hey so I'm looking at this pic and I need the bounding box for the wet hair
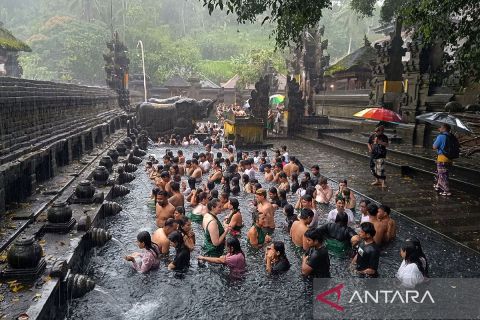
[177,150,183,156]
[272,241,287,258]
[279,172,287,179]
[291,172,299,182]
[137,231,159,257]
[290,156,296,162]
[379,205,391,215]
[311,165,319,171]
[360,222,376,237]
[336,198,345,204]
[254,183,262,190]
[339,179,348,185]
[207,181,215,191]
[229,198,240,211]
[191,159,199,165]
[226,237,244,257]
[300,179,309,189]
[264,163,272,169]
[209,189,219,199]
[304,228,324,243]
[242,174,250,184]
[220,192,229,201]
[335,212,349,226]
[207,198,220,211]
[157,190,168,198]
[300,208,314,220]
[164,218,177,228]
[284,204,294,217]
[302,194,313,202]
[360,199,371,206]
[151,187,160,197]
[198,191,209,202]
[367,203,379,216]
[269,186,278,195]
[279,189,287,200]
[305,186,316,197]
[401,240,426,276]
[168,231,184,246]
[231,176,240,186]
[175,206,185,215]
[170,181,180,192]
[405,237,429,277]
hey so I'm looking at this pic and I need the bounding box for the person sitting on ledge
[125,231,160,273]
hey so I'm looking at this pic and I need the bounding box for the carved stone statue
[287,76,305,136]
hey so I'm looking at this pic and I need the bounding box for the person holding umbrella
[367,126,389,187]
[433,123,455,196]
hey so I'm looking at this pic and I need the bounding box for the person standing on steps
[433,124,457,196]
[367,125,389,188]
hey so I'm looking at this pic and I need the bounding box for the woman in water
[124,231,160,273]
[265,241,291,274]
[278,189,288,208]
[396,240,426,288]
[247,213,272,249]
[167,231,190,271]
[189,191,209,223]
[231,177,241,195]
[223,198,243,236]
[283,204,298,232]
[177,216,196,251]
[290,173,300,194]
[174,206,186,220]
[335,179,356,213]
[405,237,429,277]
[203,199,230,257]
[198,237,246,274]
[209,163,223,184]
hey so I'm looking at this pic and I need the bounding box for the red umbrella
[354,107,403,123]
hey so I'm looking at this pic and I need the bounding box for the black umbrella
[416,112,472,133]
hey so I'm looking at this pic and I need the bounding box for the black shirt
[306,246,330,278]
[318,223,357,243]
[368,133,389,159]
[310,174,321,187]
[356,241,380,274]
[172,245,190,271]
[271,256,291,274]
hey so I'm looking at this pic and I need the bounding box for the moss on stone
[0,27,32,52]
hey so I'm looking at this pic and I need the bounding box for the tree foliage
[351,0,480,82]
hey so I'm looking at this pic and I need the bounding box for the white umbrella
[416,112,472,133]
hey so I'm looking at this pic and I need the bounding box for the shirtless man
[255,188,276,234]
[272,163,283,183]
[378,205,396,243]
[152,218,177,254]
[366,203,388,247]
[168,181,184,208]
[190,159,203,181]
[264,164,274,182]
[159,171,173,194]
[277,172,290,192]
[156,191,176,227]
[283,156,299,177]
[290,208,314,250]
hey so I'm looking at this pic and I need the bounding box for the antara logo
[316,284,435,312]
[316,283,345,312]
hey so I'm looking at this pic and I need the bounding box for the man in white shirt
[281,145,289,162]
[327,198,355,228]
[243,159,256,180]
[199,153,211,173]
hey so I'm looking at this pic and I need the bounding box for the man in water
[290,208,314,249]
[243,158,256,180]
[378,205,396,243]
[352,222,380,277]
[168,181,184,208]
[199,153,211,173]
[302,228,330,278]
[327,198,355,228]
[295,194,319,228]
[156,191,176,227]
[366,203,388,247]
[283,156,299,177]
[367,125,389,187]
[255,188,275,234]
[264,164,274,182]
[310,165,322,187]
[152,218,177,254]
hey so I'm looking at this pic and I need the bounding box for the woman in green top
[223,198,243,237]
[202,199,230,257]
[247,213,271,249]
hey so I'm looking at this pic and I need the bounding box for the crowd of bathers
[124,137,429,288]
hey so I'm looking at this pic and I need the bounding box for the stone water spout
[63,272,95,299]
[101,201,123,216]
[72,181,104,204]
[133,145,146,157]
[111,185,130,198]
[116,166,135,184]
[123,163,138,173]
[85,228,112,247]
[127,151,142,165]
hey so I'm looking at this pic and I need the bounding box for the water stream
[65,141,480,319]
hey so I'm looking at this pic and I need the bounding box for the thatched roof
[0,26,31,52]
[325,39,375,77]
